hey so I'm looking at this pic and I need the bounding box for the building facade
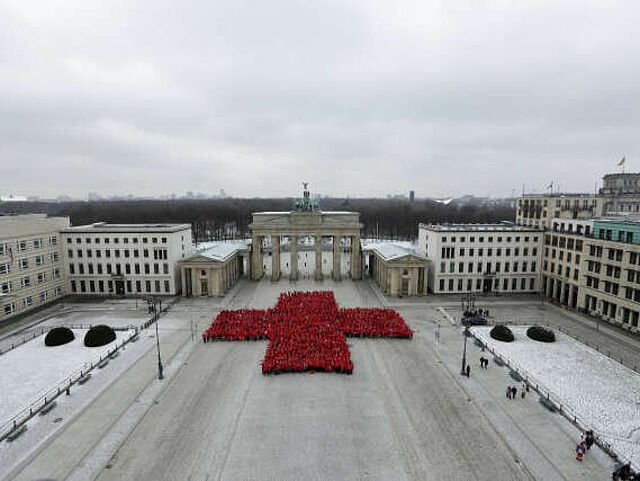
[599,173,640,214]
[516,194,602,229]
[61,223,193,297]
[362,241,428,296]
[540,219,592,309]
[180,242,249,297]
[418,223,542,295]
[1,214,70,322]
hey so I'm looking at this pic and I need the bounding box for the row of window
[543,262,580,281]
[586,261,622,279]
[2,286,64,316]
[587,244,625,261]
[66,236,168,245]
[441,235,538,244]
[440,246,538,259]
[67,248,168,260]
[545,248,581,264]
[71,279,171,294]
[1,269,61,293]
[0,252,61,275]
[544,235,585,251]
[438,277,536,292]
[68,262,170,276]
[519,198,597,208]
[439,260,537,275]
[585,294,640,327]
[0,236,58,257]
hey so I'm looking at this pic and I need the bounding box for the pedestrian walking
[511,386,517,399]
[466,364,471,377]
[521,384,526,399]
[507,386,512,399]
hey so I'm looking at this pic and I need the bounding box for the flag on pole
[547,181,553,189]
[617,155,626,167]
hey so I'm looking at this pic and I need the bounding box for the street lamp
[461,325,470,376]
[148,297,164,380]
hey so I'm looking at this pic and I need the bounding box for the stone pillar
[333,235,341,281]
[315,235,323,280]
[272,235,281,281]
[180,268,187,297]
[290,235,298,280]
[191,268,198,297]
[251,235,263,280]
[350,235,361,279]
[546,276,553,298]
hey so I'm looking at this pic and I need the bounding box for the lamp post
[150,297,164,380]
[461,325,470,376]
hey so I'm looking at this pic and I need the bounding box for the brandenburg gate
[249,185,362,281]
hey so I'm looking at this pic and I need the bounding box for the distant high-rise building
[409,190,415,202]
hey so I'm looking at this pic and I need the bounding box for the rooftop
[62,222,191,233]
[186,240,249,262]
[361,240,424,261]
[420,223,541,232]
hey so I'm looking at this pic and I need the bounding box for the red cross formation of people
[202,291,413,375]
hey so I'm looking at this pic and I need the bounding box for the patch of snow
[0,329,132,429]
[472,326,640,470]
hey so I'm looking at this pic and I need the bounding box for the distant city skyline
[1,1,638,199]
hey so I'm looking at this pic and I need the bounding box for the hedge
[44,327,75,347]
[84,325,116,347]
[527,326,556,343]
[490,325,514,342]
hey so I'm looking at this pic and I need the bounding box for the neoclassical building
[178,186,429,297]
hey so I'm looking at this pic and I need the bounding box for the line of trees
[1,198,515,242]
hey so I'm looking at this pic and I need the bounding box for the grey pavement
[411,317,615,481]
[91,279,530,481]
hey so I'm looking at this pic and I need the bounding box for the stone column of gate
[290,235,298,280]
[314,235,323,280]
[272,235,281,281]
[332,235,341,281]
[191,268,199,297]
[180,267,187,297]
[251,235,262,280]
[350,235,361,279]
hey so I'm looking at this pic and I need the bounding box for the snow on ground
[472,325,640,470]
[0,329,133,429]
[0,332,156,479]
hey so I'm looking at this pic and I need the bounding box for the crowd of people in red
[202,291,413,375]
[338,308,414,339]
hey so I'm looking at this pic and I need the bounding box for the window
[54,286,62,297]
[135,264,141,274]
[155,280,161,292]
[49,235,58,245]
[164,280,170,292]
[53,268,60,278]
[439,279,445,291]
[51,252,59,262]
[163,263,169,274]
[33,238,42,249]
[20,276,30,288]
[68,249,73,258]
[0,263,10,275]
[39,291,48,302]
[4,302,17,315]
[23,297,33,307]
[69,263,75,274]
[162,237,167,243]
[20,258,29,270]
[17,241,27,251]
[125,264,131,274]
[37,272,46,283]
[88,264,94,274]
[77,249,83,258]
[35,255,45,266]
[99,280,105,293]
[71,280,77,293]
[145,264,150,274]
[143,238,148,244]
[87,249,92,258]
[78,264,85,275]
[97,264,103,274]
[1,281,11,294]
[448,279,454,291]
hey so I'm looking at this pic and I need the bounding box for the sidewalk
[426,321,615,481]
[5,322,191,481]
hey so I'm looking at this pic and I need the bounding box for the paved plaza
[1,280,638,480]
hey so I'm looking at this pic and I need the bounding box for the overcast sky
[1,0,638,199]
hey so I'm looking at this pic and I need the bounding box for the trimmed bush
[527,326,556,343]
[84,325,116,347]
[44,327,75,347]
[490,325,514,342]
